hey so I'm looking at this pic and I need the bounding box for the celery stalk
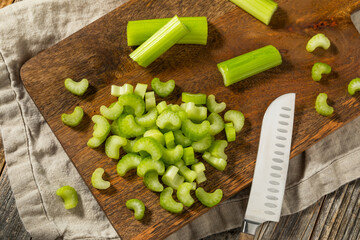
[129,15,189,67]
[229,0,278,25]
[127,17,208,46]
[217,45,282,86]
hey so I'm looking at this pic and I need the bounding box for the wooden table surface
[0,1,360,239]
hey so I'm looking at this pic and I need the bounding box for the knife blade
[351,9,360,34]
[239,93,296,239]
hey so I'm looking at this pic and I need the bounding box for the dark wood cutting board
[20,0,360,239]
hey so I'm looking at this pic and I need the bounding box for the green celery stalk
[129,15,189,67]
[229,0,278,25]
[127,17,208,46]
[217,45,282,86]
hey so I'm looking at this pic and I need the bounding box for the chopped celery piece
[225,122,236,142]
[105,135,127,159]
[118,94,145,117]
[64,78,89,96]
[195,187,223,207]
[160,187,183,213]
[202,152,227,171]
[100,102,124,120]
[177,182,195,207]
[127,17,208,46]
[207,94,226,113]
[183,146,196,165]
[183,102,207,122]
[209,140,228,160]
[111,85,122,97]
[87,115,110,148]
[118,115,146,138]
[144,170,164,192]
[126,199,145,220]
[306,33,331,52]
[137,157,165,177]
[182,119,210,141]
[120,84,134,95]
[151,78,175,97]
[224,110,245,133]
[134,83,148,99]
[312,62,331,81]
[156,109,182,131]
[56,186,78,209]
[315,93,334,116]
[174,130,192,147]
[129,15,189,67]
[117,153,142,176]
[143,129,165,146]
[161,145,184,165]
[133,137,163,161]
[191,162,206,184]
[174,160,197,183]
[161,166,184,190]
[123,138,139,153]
[156,101,168,114]
[164,131,176,149]
[192,134,214,153]
[92,115,111,138]
[348,78,360,95]
[135,108,158,128]
[123,105,135,115]
[61,106,84,127]
[229,0,278,25]
[208,112,225,135]
[182,92,207,105]
[218,45,282,86]
[145,91,156,111]
[111,114,127,137]
[91,168,110,190]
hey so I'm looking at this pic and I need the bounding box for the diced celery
[348,78,360,95]
[164,131,176,149]
[209,140,228,160]
[183,102,207,122]
[137,157,165,177]
[224,122,236,142]
[202,152,227,171]
[134,83,148,99]
[182,119,210,141]
[207,94,226,113]
[306,33,331,52]
[312,62,331,81]
[177,182,195,207]
[120,83,134,95]
[105,135,127,159]
[182,92,207,105]
[160,187,183,213]
[143,129,165,146]
[183,146,196,165]
[64,78,89,96]
[173,130,192,147]
[111,85,122,97]
[191,162,207,184]
[118,94,145,117]
[61,106,84,127]
[133,137,163,161]
[218,45,282,86]
[118,115,146,138]
[100,102,124,120]
[117,153,142,176]
[151,78,175,97]
[224,110,245,133]
[174,160,197,183]
[315,93,334,116]
[156,109,182,131]
[156,101,168,114]
[129,15,189,67]
[161,166,184,190]
[91,168,110,190]
[192,134,214,153]
[195,187,223,207]
[143,170,164,192]
[161,145,183,165]
[207,112,225,135]
[126,199,145,220]
[135,108,158,128]
[145,91,156,111]
[56,186,78,209]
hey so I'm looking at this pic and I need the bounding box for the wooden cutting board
[20,0,360,239]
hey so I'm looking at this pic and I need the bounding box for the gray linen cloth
[0,0,359,239]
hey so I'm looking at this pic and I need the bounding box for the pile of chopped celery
[81,78,245,215]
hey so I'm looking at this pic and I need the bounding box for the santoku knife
[238,93,296,240]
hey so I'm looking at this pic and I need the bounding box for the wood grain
[19,0,360,239]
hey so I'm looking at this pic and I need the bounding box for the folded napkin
[0,0,359,239]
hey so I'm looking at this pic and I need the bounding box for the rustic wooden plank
[342,180,360,240]
[0,0,14,9]
[298,198,324,240]
[0,168,31,240]
[19,0,360,238]
[0,137,5,176]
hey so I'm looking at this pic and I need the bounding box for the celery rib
[129,15,189,67]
